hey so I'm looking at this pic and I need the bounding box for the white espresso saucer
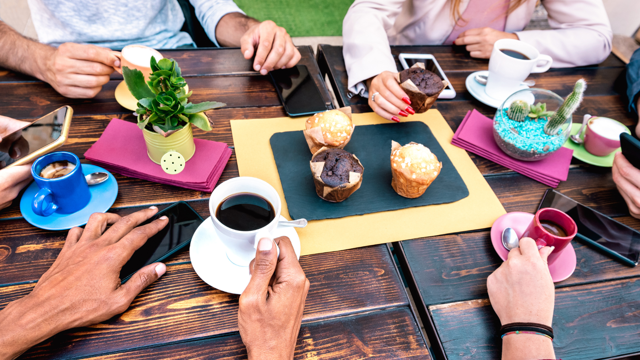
[190,216,301,295]
[465,70,530,108]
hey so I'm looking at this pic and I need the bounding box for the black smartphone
[620,133,640,169]
[120,201,204,282]
[270,64,328,117]
[538,189,640,266]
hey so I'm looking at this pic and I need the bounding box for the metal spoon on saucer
[85,172,109,186]
[502,227,519,251]
[570,114,591,145]
[475,73,535,87]
[278,219,307,228]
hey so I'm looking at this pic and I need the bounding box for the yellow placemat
[231,110,506,256]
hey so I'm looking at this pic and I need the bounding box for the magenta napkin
[452,110,573,187]
[84,119,232,192]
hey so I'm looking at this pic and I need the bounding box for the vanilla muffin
[303,108,354,153]
[390,141,442,198]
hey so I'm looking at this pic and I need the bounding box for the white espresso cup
[209,177,282,267]
[486,39,553,100]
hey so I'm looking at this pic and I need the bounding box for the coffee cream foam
[122,46,163,68]
[590,118,628,140]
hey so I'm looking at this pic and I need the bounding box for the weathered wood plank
[430,278,640,360]
[86,307,431,360]
[0,244,408,358]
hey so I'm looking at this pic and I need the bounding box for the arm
[626,49,640,136]
[0,208,168,359]
[0,21,118,98]
[189,0,300,74]
[515,0,612,67]
[487,238,556,360]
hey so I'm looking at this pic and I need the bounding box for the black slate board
[270,122,469,220]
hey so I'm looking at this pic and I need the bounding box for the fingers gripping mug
[522,208,577,265]
[112,45,164,80]
[31,152,91,217]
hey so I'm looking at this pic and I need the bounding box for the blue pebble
[494,108,564,154]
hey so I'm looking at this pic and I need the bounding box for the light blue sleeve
[188,0,245,47]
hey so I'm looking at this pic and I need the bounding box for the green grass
[235,0,355,37]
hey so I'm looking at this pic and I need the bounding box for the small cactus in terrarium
[507,100,529,122]
[528,103,555,119]
[543,79,586,135]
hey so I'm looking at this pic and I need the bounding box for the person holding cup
[0,205,309,359]
[343,0,612,122]
[0,1,300,99]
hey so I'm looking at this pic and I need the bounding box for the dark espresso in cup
[500,49,531,60]
[39,160,76,179]
[215,193,275,231]
[540,219,567,237]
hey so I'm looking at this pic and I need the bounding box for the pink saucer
[491,212,576,282]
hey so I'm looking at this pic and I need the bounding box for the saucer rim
[465,70,530,109]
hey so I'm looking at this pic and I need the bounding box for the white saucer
[189,216,301,295]
[465,70,530,108]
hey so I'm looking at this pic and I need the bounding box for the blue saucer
[20,164,118,230]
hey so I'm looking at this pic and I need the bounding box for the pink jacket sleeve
[342,0,406,97]
[516,0,612,68]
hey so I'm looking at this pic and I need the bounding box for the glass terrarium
[493,88,570,161]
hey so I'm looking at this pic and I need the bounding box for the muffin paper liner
[310,146,364,202]
[390,140,442,199]
[304,107,355,154]
[396,63,447,114]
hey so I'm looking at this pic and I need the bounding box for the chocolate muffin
[396,63,447,113]
[310,148,364,202]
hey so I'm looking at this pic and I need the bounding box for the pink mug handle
[112,52,123,74]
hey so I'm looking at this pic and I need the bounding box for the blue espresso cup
[31,152,91,217]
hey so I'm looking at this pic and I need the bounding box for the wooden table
[0,47,432,359]
[317,44,640,360]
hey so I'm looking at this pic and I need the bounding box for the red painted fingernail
[402,96,411,105]
[391,116,401,123]
[406,106,415,115]
[399,110,409,117]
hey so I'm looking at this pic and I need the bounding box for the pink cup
[521,208,577,265]
[583,117,629,157]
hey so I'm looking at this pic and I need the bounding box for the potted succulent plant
[123,58,225,164]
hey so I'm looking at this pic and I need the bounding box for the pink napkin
[84,119,232,192]
[452,110,573,187]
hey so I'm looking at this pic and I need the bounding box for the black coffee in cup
[215,193,275,231]
[39,160,76,179]
[500,49,530,60]
[540,220,567,237]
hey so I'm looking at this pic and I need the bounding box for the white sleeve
[515,0,612,68]
[342,0,405,97]
[189,0,245,47]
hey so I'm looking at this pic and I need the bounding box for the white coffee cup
[486,39,553,100]
[209,177,282,267]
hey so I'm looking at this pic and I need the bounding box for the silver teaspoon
[279,219,308,228]
[570,114,591,145]
[502,227,519,251]
[85,172,109,186]
[475,73,535,87]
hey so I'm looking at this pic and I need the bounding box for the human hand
[42,42,119,98]
[0,207,168,359]
[487,238,555,327]
[239,236,309,359]
[613,152,640,218]
[0,115,30,161]
[0,165,32,210]
[366,71,415,123]
[454,27,518,59]
[241,20,301,75]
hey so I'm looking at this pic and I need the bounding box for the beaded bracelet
[501,330,553,340]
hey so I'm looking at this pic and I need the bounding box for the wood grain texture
[430,278,640,360]
[86,307,431,360]
[0,245,408,358]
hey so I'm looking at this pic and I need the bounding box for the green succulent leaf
[122,66,156,100]
[183,101,226,114]
[189,112,212,131]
